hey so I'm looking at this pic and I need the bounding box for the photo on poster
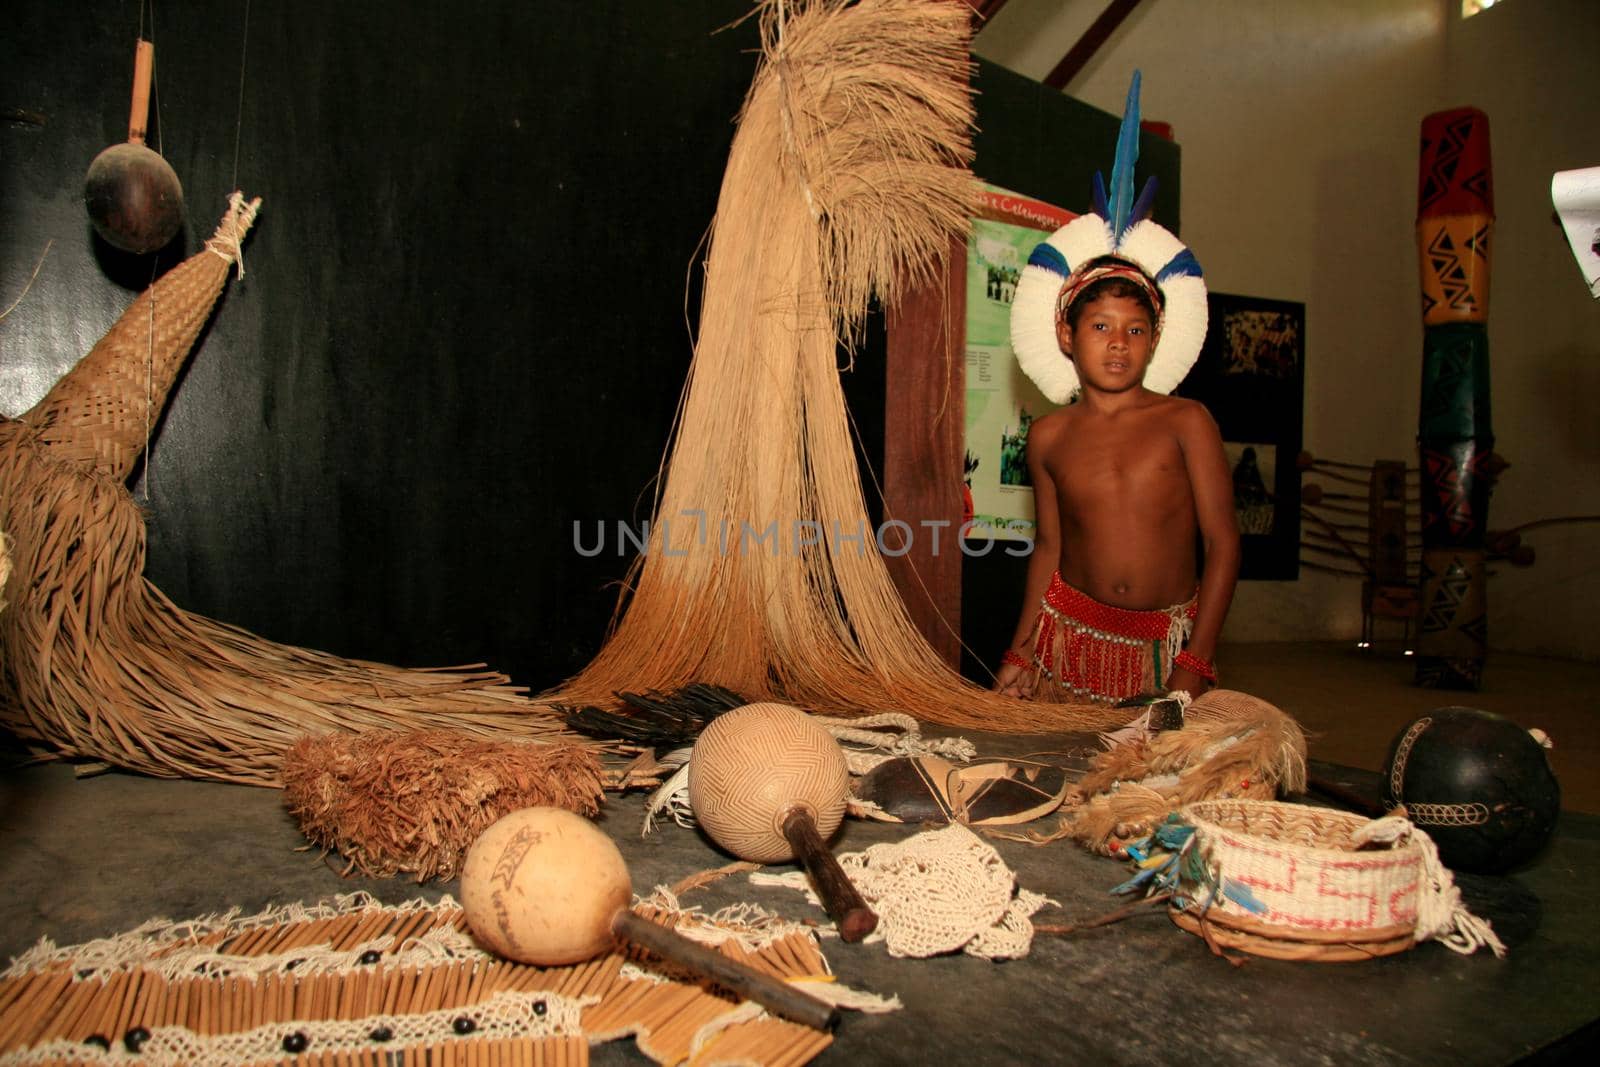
[1225,440,1277,536]
[1219,305,1302,379]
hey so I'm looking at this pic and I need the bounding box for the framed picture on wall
[1176,292,1306,580]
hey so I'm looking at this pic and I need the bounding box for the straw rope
[0,195,587,786]
[539,0,1128,735]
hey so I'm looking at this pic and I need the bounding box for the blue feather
[1156,248,1204,282]
[1222,878,1269,915]
[1129,176,1159,227]
[1027,242,1071,276]
[1091,172,1110,221]
[1110,864,1163,895]
[1107,70,1143,244]
[1153,818,1194,851]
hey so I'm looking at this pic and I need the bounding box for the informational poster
[963,186,1076,543]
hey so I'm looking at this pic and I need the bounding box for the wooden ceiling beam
[1044,0,1144,90]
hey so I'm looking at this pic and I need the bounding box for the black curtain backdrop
[1,1,1178,695]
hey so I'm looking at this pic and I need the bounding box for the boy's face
[1055,293,1156,394]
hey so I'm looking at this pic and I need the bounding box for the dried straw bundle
[548,0,1120,734]
[0,195,585,786]
[283,731,605,881]
[0,526,10,617]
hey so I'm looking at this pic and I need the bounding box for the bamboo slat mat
[0,894,839,1066]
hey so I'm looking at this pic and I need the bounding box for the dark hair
[1063,257,1162,330]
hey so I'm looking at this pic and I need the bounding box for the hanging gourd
[84,38,185,253]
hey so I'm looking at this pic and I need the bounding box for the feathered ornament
[1010,70,1209,403]
[559,683,749,749]
[1091,70,1151,242]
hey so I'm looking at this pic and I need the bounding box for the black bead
[123,1026,151,1053]
[282,1031,309,1053]
[285,958,304,971]
[369,1025,395,1042]
[83,1034,110,1050]
[532,999,548,1017]
[452,1016,477,1035]
[358,948,383,964]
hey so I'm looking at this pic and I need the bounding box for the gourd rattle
[688,702,878,942]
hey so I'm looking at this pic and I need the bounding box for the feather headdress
[1010,72,1208,403]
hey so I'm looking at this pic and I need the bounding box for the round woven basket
[1168,799,1426,962]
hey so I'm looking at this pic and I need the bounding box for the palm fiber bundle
[0,891,871,1065]
[545,0,1124,735]
[283,731,606,881]
[0,526,10,617]
[0,194,585,786]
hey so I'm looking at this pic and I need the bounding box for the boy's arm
[995,418,1062,696]
[1168,402,1240,695]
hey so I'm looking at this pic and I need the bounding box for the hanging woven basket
[1168,798,1505,962]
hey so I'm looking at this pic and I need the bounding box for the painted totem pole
[1414,108,1498,688]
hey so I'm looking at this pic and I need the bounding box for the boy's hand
[994,660,1035,698]
[1165,665,1212,698]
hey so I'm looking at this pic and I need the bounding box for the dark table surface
[1,744,1594,1066]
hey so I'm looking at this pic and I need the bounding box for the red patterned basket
[1169,799,1504,962]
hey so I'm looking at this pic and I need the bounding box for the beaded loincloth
[1024,573,1195,703]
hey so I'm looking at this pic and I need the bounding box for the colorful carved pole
[1414,108,1497,688]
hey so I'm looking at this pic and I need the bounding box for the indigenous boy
[995,256,1239,703]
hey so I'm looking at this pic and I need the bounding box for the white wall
[975,0,1600,660]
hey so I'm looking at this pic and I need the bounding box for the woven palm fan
[0,194,587,787]
[542,0,1132,737]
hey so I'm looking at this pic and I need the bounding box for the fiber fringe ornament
[999,690,1308,854]
[282,731,607,881]
[0,194,585,786]
[543,0,1123,734]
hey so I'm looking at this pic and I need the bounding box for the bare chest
[1047,416,1188,510]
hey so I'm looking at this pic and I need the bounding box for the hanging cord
[231,0,252,193]
[139,0,160,504]
[142,0,164,157]
[0,240,52,323]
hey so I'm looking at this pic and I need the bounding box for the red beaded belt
[1028,573,1197,703]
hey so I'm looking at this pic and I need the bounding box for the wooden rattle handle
[128,39,154,145]
[781,808,878,943]
[610,911,838,1031]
